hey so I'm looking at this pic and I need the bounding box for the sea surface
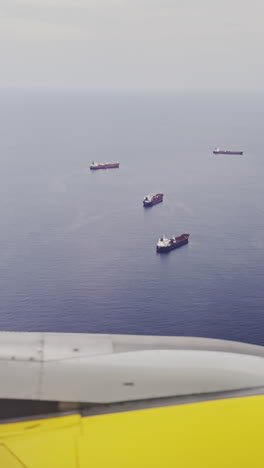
[0,91,264,345]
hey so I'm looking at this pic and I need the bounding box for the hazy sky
[1,0,263,93]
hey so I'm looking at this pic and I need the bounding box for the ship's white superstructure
[157,236,171,248]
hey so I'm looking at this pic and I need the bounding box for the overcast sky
[1,0,263,93]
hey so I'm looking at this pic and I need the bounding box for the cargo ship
[213,148,243,155]
[143,193,163,207]
[90,162,120,170]
[156,233,190,253]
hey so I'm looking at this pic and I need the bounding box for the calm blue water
[0,91,264,344]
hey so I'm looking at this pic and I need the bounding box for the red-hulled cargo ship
[143,193,163,207]
[90,162,120,170]
[156,233,190,252]
[213,148,243,155]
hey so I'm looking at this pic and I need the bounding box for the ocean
[0,90,264,345]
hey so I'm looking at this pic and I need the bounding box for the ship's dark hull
[90,164,119,170]
[213,151,243,155]
[157,238,189,253]
[143,198,163,207]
